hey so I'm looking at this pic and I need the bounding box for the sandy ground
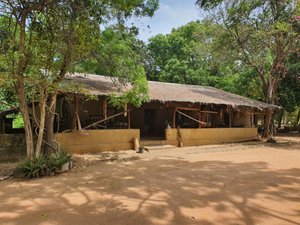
[0,135,300,225]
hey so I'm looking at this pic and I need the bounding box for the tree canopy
[0,0,159,158]
[195,0,300,136]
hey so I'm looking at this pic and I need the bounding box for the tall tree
[197,0,300,137]
[0,0,158,158]
[75,25,149,107]
[147,21,234,84]
[146,20,260,99]
[277,52,300,127]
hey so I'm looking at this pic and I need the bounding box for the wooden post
[72,95,79,131]
[220,109,223,126]
[133,137,140,151]
[102,99,107,119]
[0,117,4,134]
[198,106,201,128]
[173,108,176,128]
[128,105,131,129]
[177,126,183,147]
[229,106,232,128]
[124,103,128,117]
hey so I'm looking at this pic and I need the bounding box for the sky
[128,0,204,42]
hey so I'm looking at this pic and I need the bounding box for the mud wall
[55,129,140,154]
[165,128,258,146]
[0,134,26,162]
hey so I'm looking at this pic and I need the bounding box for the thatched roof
[65,73,278,110]
[0,108,19,117]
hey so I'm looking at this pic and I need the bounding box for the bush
[48,151,72,173]
[18,151,72,179]
[18,155,48,178]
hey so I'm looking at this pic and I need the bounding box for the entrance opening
[144,109,156,136]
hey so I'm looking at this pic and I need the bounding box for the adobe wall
[55,129,140,154]
[165,128,258,146]
[0,134,26,162]
[0,129,140,160]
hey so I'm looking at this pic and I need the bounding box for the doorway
[144,109,157,136]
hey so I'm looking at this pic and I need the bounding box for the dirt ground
[0,134,300,225]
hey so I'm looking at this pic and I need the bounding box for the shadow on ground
[0,155,300,225]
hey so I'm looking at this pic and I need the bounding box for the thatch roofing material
[66,73,277,110]
[0,108,19,117]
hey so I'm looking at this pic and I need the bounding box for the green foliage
[6,113,24,128]
[147,20,225,84]
[0,1,158,105]
[200,0,299,105]
[278,53,300,112]
[290,107,300,126]
[145,20,265,99]
[0,0,158,158]
[196,0,222,10]
[109,69,149,108]
[18,155,48,179]
[47,151,72,172]
[146,3,299,106]
[12,116,24,128]
[76,26,150,108]
[18,151,72,179]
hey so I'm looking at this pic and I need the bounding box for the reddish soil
[0,135,300,225]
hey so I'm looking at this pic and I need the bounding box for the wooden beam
[246,112,262,115]
[83,109,132,130]
[201,111,218,114]
[176,107,201,111]
[176,110,206,125]
[173,108,176,128]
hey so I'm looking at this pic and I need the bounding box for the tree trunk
[294,108,300,133]
[17,79,34,159]
[45,93,58,155]
[35,87,47,157]
[43,20,75,152]
[277,109,284,129]
[262,109,272,138]
[16,14,35,159]
[262,83,276,138]
[297,109,300,126]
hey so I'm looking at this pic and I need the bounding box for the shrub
[48,151,72,172]
[18,151,72,179]
[18,155,48,178]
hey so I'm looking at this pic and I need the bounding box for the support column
[173,107,176,128]
[72,95,79,131]
[102,99,107,119]
[228,106,232,128]
[198,106,201,128]
[128,104,131,129]
[0,117,4,134]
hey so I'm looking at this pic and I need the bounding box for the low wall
[0,134,26,162]
[55,129,140,154]
[165,128,258,146]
